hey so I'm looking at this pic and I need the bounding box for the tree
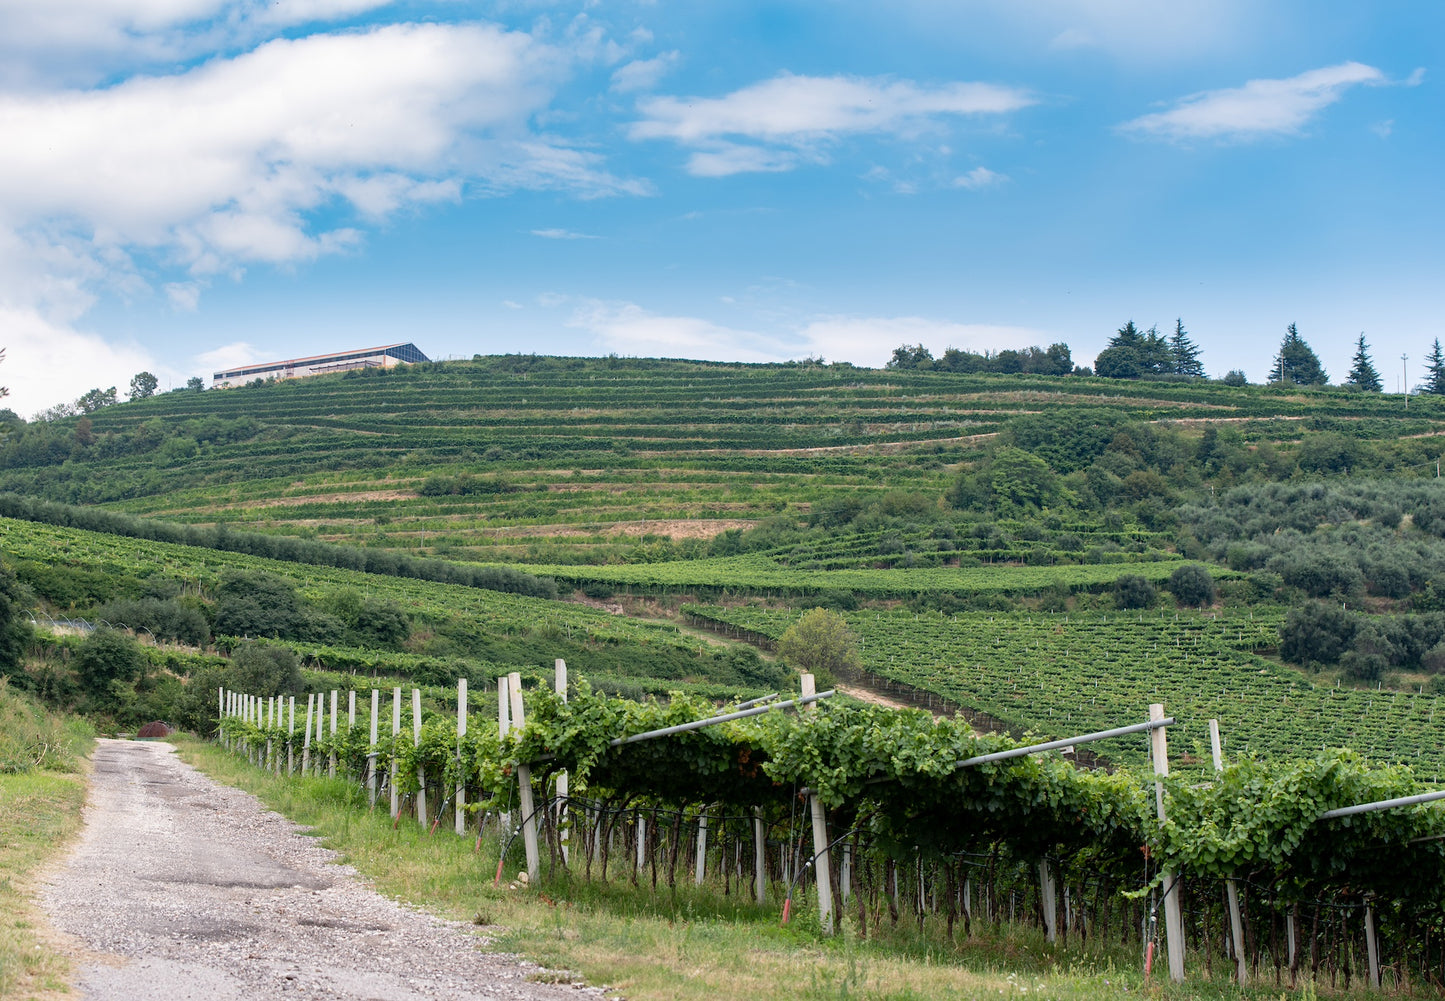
[1270,323,1327,385]
[1344,333,1383,392]
[227,642,303,696]
[185,376,205,392]
[886,344,934,370]
[72,628,145,701]
[128,371,159,400]
[1422,339,1445,396]
[1112,574,1156,609]
[1167,564,1216,607]
[776,608,862,686]
[0,558,29,675]
[1094,321,1172,379]
[1279,601,1354,665]
[1168,319,1204,377]
[75,387,118,413]
[1222,370,1248,386]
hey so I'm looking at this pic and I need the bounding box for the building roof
[213,343,429,380]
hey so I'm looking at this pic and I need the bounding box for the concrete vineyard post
[413,688,426,827]
[694,811,708,885]
[752,807,767,902]
[801,673,834,935]
[554,659,569,864]
[217,687,224,746]
[1365,902,1381,989]
[509,671,540,882]
[1150,703,1185,984]
[301,694,314,773]
[390,687,401,820]
[367,689,379,807]
[840,844,851,904]
[313,694,324,775]
[1210,719,1247,985]
[637,815,647,872]
[328,690,338,779]
[455,678,467,837]
[347,690,356,780]
[265,696,275,773]
[497,676,512,838]
[1039,860,1057,944]
[287,696,295,775]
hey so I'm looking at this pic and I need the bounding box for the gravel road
[40,739,605,1000]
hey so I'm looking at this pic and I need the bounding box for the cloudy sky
[1,0,1439,415]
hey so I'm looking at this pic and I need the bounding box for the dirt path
[39,739,602,1000]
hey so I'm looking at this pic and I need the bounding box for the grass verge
[0,770,87,1001]
[174,735,1374,1000]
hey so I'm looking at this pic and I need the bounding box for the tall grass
[0,679,93,775]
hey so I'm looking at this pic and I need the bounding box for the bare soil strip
[39,740,601,1001]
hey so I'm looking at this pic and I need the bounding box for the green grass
[0,684,91,1001]
[176,735,1386,1000]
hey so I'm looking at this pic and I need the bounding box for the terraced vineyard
[5,356,1442,568]
[684,603,1445,774]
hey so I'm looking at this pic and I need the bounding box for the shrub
[1112,574,1156,609]
[1167,564,1216,608]
[1279,601,1355,666]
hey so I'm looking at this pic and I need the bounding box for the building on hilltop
[211,343,430,388]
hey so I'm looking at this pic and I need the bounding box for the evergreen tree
[1271,323,1328,386]
[1168,318,1204,377]
[1095,321,1172,379]
[1344,333,1383,392]
[1424,339,1445,396]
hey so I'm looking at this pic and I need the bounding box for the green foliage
[0,679,92,773]
[1166,563,1215,608]
[90,596,209,646]
[229,642,304,696]
[128,371,159,401]
[1345,333,1383,392]
[1424,339,1445,396]
[1111,574,1155,609]
[776,608,860,686]
[1279,601,1355,666]
[1093,321,1173,379]
[0,557,29,673]
[72,627,145,712]
[1270,322,1327,385]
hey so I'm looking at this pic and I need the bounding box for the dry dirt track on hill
[40,739,602,1001]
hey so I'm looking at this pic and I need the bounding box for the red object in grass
[136,721,171,738]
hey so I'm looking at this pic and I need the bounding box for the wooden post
[301,694,314,773]
[287,696,295,774]
[801,673,834,935]
[1039,860,1058,943]
[1365,902,1381,989]
[1150,703,1185,983]
[753,807,767,902]
[390,687,401,819]
[367,689,379,806]
[554,659,569,864]
[413,688,426,827]
[455,678,468,836]
[328,690,338,779]
[509,671,540,881]
[695,811,708,885]
[1211,719,1247,985]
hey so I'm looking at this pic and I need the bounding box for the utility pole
[1403,354,1409,410]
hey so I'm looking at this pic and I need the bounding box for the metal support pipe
[718,693,779,713]
[955,717,1175,768]
[609,691,835,747]
[1319,788,1445,819]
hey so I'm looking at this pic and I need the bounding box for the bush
[777,608,862,688]
[1112,574,1156,609]
[1279,601,1355,666]
[1167,564,1216,608]
[227,642,303,696]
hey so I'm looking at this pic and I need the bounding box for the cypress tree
[1344,333,1383,392]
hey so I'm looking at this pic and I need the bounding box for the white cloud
[632,72,1034,176]
[165,281,205,311]
[1119,62,1385,141]
[194,340,264,374]
[502,300,523,309]
[954,166,1006,189]
[796,317,1049,367]
[531,228,600,239]
[0,307,163,418]
[564,298,1055,368]
[610,51,680,93]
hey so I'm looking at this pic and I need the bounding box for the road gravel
[40,739,604,1000]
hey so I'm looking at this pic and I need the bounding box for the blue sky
[1,1,1440,415]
